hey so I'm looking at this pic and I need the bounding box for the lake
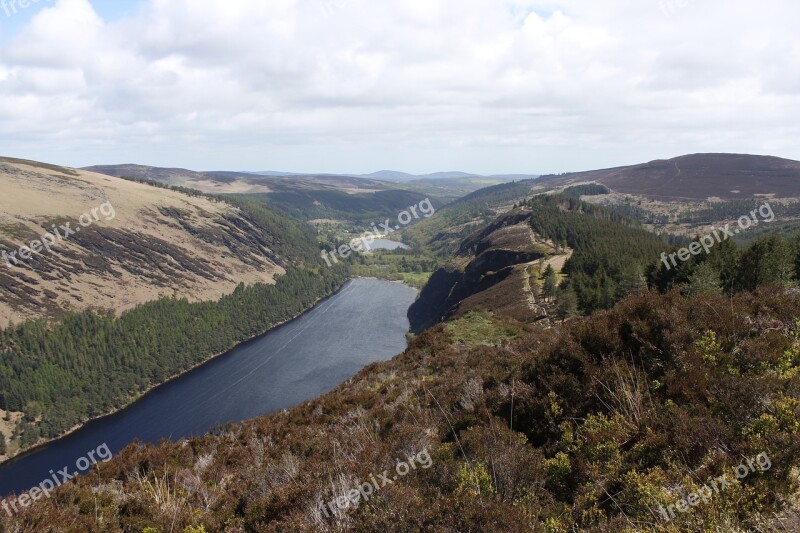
[0,279,417,496]
[369,239,409,250]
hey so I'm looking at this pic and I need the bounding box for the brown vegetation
[0,161,283,326]
[541,153,800,201]
[4,288,799,532]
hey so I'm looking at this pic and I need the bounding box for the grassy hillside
[409,195,667,332]
[0,160,295,326]
[246,189,441,224]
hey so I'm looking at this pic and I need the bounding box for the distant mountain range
[86,153,800,204]
[83,165,536,205]
[213,170,537,183]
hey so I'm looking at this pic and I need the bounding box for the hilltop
[540,153,800,201]
[0,158,297,326]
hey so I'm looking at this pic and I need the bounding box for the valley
[2,3,798,530]
[2,152,800,532]
[0,278,416,496]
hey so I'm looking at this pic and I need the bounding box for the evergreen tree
[598,274,617,309]
[556,287,579,321]
[616,266,648,299]
[687,261,723,296]
[738,235,797,290]
[542,266,558,301]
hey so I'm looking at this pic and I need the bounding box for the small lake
[0,279,417,496]
[369,239,409,250]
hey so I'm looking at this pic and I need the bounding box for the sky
[0,0,798,175]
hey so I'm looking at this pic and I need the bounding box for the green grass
[350,249,438,289]
[443,311,520,348]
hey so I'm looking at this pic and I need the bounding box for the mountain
[361,170,538,183]
[3,167,800,530]
[84,165,538,215]
[361,170,420,181]
[0,157,299,326]
[83,164,392,195]
[540,153,800,200]
[84,164,440,224]
[0,156,350,462]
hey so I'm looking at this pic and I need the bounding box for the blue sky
[0,0,798,174]
[0,0,137,41]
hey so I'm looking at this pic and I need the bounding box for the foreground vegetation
[4,289,798,532]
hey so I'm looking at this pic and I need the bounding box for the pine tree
[616,266,648,299]
[738,236,797,290]
[556,287,579,321]
[542,265,558,301]
[687,261,723,296]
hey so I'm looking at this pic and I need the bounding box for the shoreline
[0,279,353,469]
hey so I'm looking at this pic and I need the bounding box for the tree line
[0,265,348,448]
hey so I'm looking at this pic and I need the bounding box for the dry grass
[0,160,284,326]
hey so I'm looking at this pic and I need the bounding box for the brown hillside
[542,153,800,200]
[0,159,284,326]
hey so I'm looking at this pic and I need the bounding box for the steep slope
[408,208,556,331]
[409,196,666,332]
[403,179,544,254]
[540,153,800,200]
[0,158,292,326]
[0,156,351,461]
[3,289,798,532]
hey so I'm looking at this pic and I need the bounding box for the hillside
[86,164,441,225]
[408,196,666,332]
[402,179,544,254]
[540,153,800,201]
[0,156,352,463]
[84,164,401,195]
[2,178,800,531]
[0,158,293,327]
[3,287,798,532]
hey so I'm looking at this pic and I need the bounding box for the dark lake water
[0,279,417,496]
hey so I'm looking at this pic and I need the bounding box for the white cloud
[0,0,798,173]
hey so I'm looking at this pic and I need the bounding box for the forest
[0,186,350,453]
[519,195,667,314]
[0,265,348,448]
[518,196,800,315]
